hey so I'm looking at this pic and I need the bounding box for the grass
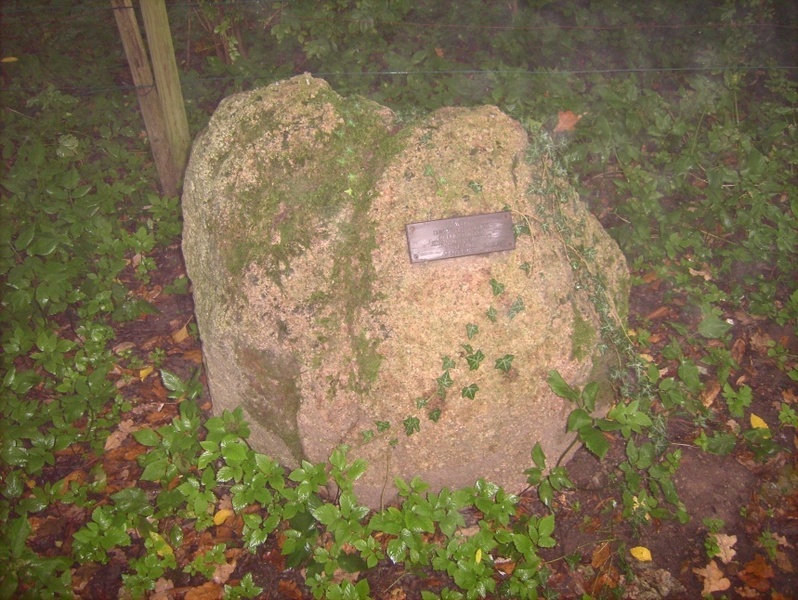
[1,0,797,598]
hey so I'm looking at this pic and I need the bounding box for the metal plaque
[406,212,515,263]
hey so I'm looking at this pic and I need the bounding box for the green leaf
[530,442,547,469]
[489,278,505,296]
[697,314,732,339]
[403,416,420,436]
[486,307,498,322]
[441,356,456,370]
[466,323,479,339]
[159,369,184,392]
[547,370,579,402]
[436,371,454,390]
[567,408,592,433]
[508,297,525,319]
[310,503,340,526]
[494,354,515,373]
[578,427,610,460]
[461,384,479,399]
[132,428,161,447]
[538,514,555,538]
[466,349,485,370]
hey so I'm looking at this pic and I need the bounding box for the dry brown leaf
[644,305,670,320]
[185,582,223,600]
[278,579,304,600]
[104,419,136,451]
[212,561,236,584]
[774,550,794,573]
[702,380,722,408]
[183,348,204,364]
[172,324,190,343]
[739,555,774,592]
[553,110,583,132]
[592,542,611,568]
[731,337,747,364]
[749,330,774,354]
[434,47,445,58]
[693,560,730,595]
[688,266,713,281]
[734,586,761,598]
[782,388,798,404]
[712,533,737,564]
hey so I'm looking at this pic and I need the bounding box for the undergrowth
[1,0,796,598]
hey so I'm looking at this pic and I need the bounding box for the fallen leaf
[183,348,204,363]
[739,555,774,591]
[553,110,583,132]
[104,419,136,451]
[592,542,611,568]
[689,266,713,281]
[712,533,737,564]
[773,550,793,573]
[750,413,769,430]
[172,324,190,343]
[213,509,234,526]
[278,579,303,600]
[212,561,236,584]
[139,365,154,381]
[630,546,652,562]
[783,388,797,404]
[731,337,747,364]
[693,560,730,595]
[185,582,223,600]
[1,56,18,62]
[702,380,722,408]
[434,47,445,58]
[644,305,670,320]
[749,330,774,354]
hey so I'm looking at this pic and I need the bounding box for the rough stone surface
[182,75,629,507]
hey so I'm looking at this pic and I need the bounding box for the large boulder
[182,75,629,507]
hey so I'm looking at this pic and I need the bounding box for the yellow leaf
[475,549,482,564]
[213,509,234,526]
[750,414,769,430]
[139,366,154,381]
[149,531,174,557]
[172,324,189,343]
[1,56,18,63]
[630,546,652,562]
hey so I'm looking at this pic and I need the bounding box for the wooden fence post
[139,0,191,178]
[111,0,189,197]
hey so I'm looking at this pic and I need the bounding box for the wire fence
[1,0,796,99]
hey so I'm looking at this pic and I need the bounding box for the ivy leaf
[466,349,485,370]
[466,323,479,340]
[461,384,479,399]
[428,409,441,422]
[436,371,454,390]
[375,421,390,433]
[489,279,505,296]
[442,355,456,370]
[486,307,498,322]
[403,416,420,436]
[508,297,525,319]
[494,354,515,373]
